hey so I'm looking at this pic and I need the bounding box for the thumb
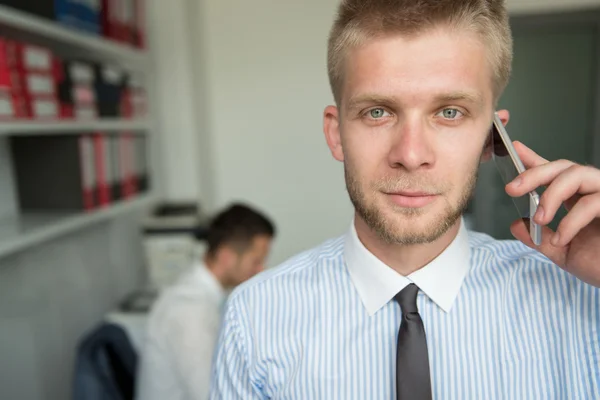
[510,218,568,267]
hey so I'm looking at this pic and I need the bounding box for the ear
[496,109,510,126]
[481,109,511,164]
[323,105,344,162]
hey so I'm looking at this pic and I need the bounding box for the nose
[388,116,435,171]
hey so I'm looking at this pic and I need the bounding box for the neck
[354,213,462,276]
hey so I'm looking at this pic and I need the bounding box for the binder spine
[93,133,111,207]
[79,135,95,211]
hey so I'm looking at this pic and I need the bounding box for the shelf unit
[0,6,157,258]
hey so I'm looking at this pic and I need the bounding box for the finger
[532,165,598,225]
[552,193,600,247]
[505,158,574,198]
[513,141,548,169]
[510,219,567,267]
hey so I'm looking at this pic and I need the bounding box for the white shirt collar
[344,218,471,315]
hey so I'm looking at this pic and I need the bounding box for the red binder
[64,61,98,120]
[123,72,146,117]
[121,0,134,44]
[79,135,96,211]
[25,96,61,119]
[0,91,27,120]
[118,133,137,198]
[0,39,53,73]
[0,38,63,120]
[93,133,112,207]
[133,0,146,48]
[101,0,120,41]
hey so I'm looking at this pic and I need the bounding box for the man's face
[324,27,498,244]
[228,235,272,286]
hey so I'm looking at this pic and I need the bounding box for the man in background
[136,203,275,400]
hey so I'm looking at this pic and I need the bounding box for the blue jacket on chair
[72,322,138,400]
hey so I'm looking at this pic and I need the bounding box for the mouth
[383,191,439,208]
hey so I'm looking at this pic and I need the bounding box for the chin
[364,200,461,245]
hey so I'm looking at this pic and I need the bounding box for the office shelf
[0,119,151,137]
[0,5,147,68]
[0,5,159,261]
[0,194,156,259]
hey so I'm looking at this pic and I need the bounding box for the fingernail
[512,177,522,187]
[551,232,560,246]
[534,206,544,222]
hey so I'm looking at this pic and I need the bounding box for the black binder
[10,135,96,211]
[95,63,124,117]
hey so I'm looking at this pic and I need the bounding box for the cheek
[439,135,484,171]
[444,129,486,161]
[344,128,391,174]
[444,146,481,184]
[242,260,254,272]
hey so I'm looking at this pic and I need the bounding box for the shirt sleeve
[209,295,264,399]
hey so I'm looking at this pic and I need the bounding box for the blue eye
[368,108,389,119]
[438,108,463,119]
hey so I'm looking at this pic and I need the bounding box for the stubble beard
[345,163,478,245]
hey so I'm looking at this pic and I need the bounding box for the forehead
[342,27,494,107]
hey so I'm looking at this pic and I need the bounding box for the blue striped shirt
[210,220,600,399]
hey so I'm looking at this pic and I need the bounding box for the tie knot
[394,283,419,314]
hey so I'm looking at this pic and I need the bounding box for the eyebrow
[346,95,396,112]
[345,90,485,112]
[433,91,484,106]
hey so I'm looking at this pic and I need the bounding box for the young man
[136,203,275,400]
[211,1,600,399]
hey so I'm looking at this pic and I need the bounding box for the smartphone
[490,113,542,246]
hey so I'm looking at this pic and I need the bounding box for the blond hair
[327,0,513,106]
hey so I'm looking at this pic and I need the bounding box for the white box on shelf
[142,203,206,289]
[143,234,196,289]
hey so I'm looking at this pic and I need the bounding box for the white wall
[196,0,353,265]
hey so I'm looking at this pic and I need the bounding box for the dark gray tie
[394,284,432,400]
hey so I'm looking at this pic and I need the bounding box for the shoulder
[465,230,596,296]
[466,231,600,337]
[147,280,221,334]
[467,229,554,267]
